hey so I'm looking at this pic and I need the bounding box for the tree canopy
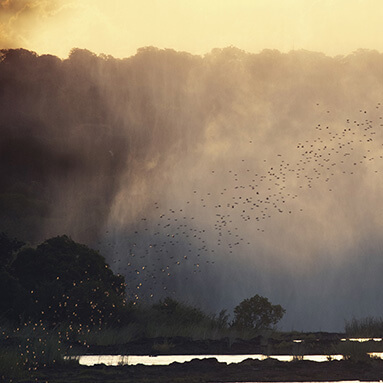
[232,294,285,331]
[1,234,129,326]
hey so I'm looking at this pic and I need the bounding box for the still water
[294,338,382,343]
[67,352,383,366]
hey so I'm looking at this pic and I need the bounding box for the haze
[1,0,383,58]
[1,0,383,332]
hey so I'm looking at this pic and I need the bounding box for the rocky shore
[10,333,383,382]
[22,357,383,383]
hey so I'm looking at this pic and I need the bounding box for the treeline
[0,233,284,332]
[1,47,383,243]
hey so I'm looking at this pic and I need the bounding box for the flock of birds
[99,102,383,304]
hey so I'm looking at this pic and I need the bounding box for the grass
[0,349,24,381]
[333,340,372,362]
[345,317,383,337]
[131,301,273,342]
[142,319,271,344]
[0,320,78,380]
[152,339,175,353]
[5,315,383,382]
[75,323,142,346]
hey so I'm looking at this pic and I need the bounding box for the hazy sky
[1,0,383,58]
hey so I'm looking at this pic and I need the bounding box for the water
[66,352,383,366]
[294,338,382,343]
[340,338,383,342]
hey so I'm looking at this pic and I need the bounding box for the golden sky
[1,0,383,58]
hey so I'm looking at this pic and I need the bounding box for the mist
[1,46,383,331]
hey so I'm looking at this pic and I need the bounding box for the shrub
[334,340,371,362]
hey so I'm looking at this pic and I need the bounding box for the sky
[1,0,383,58]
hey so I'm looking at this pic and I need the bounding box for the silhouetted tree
[0,232,24,266]
[0,233,28,321]
[6,235,130,326]
[232,294,285,331]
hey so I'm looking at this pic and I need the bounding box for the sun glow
[1,0,383,58]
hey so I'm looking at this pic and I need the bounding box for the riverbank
[3,328,383,381]
[20,357,383,383]
[67,332,382,356]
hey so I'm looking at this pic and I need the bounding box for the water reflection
[292,338,383,343]
[340,338,383,342]
[66,353,383,366]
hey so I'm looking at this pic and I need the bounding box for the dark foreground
[20,358,383,383]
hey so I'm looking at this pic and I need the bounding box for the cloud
[0,0,77,50]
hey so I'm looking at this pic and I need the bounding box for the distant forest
[1,47,383,244]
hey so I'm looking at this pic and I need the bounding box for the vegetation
[232,294,285,331]
[0,232,291,379]
[0,320,79,381]
[3,231,383,380]
[0,233,286,335]
[345,317,383,337]
[0,233,131,379]
[333,340,372,362]
[1,234,129,327]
